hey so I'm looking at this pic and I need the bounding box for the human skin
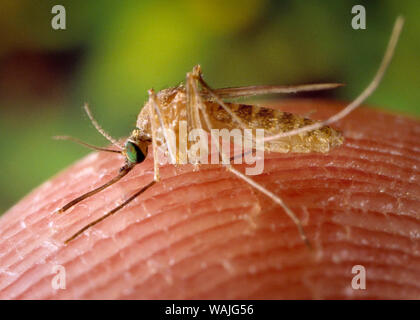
[0,99,419,299]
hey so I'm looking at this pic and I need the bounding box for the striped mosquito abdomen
[205,101,344,153]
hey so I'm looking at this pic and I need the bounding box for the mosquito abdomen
[206,101,344,153]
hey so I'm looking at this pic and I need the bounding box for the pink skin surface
[0,100,419,299]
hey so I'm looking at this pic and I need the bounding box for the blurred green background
[0,0,419,213]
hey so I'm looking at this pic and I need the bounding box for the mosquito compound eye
[125,141,146,164]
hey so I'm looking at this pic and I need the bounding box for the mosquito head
[124,140,148,164]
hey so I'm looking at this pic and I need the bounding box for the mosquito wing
[207,83,344,99]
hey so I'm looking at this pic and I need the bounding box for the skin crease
[0,99,419,299]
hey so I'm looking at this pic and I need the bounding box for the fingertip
[0,100,419,299]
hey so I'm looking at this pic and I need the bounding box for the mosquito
[55,17,404,247]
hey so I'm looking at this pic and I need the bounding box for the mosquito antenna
[262,16,404,143]
[65,180,156,244]
[53,136,122,154]
[83,103,124,150]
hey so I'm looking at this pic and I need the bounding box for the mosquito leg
[195,66,260,152]
[56,164,134,214]
[148,89,177,166]
[195,66,249,131]
[186,68,311,248]
[65,180,156,244]
[146,94,161,182]
[185,70,209,169]
[261,16,404,143]
[189,13,404,246]
[186,70,203,131]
